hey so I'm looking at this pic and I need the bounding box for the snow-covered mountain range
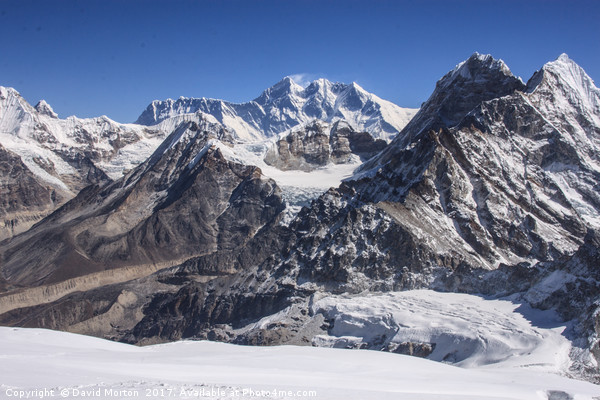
[0,53,599,389]
[0,79,413,240]
[136,77,418,141]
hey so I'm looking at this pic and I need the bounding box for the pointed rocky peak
[348,81,367,93]
[301,78,331,98]
[0,86,40,128]
[34,100,58,118]
[547,53,585,75]
[339,82,371,110]
[440,52,518,89]
[339,81,368,98]
[147,115,232,167]
[254,77,303,105]
[355,53,530,198]
[527,53,600,110]
[402,53,526,130]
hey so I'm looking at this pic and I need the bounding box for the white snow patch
[311,290,573,373]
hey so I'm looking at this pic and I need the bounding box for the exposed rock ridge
[263,120,387,171]
[0,117,283,287]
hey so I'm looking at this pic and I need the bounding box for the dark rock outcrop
[0,144,67,241]
[263,121,387,171]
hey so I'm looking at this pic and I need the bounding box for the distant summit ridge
[254,76,303,105]
[136,77,418,141]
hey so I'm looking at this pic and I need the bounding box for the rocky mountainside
[0,54,599,383]
[0,116,283,287]
[129,54,600,376]
[347,53,597,269]
[0,79,415,241]
[263,120,386,172]
[136,77,418,141]
[0,86,173,238]
[0,143,68,241]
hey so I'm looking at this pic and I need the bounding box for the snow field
[1,290,600,400]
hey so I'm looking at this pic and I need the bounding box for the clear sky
[0,0,598,123]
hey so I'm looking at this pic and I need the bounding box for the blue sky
[0,0,598,123]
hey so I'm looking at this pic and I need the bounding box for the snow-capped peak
[0,86,35,116]
[350,81,365,91]
[135,78,418,141]
[34,100,58,118]
[254,77,303,105]
[527,53,600,113]
[378,52,526,139]
[0,85,21,100]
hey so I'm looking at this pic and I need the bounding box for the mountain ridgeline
[0,54,599,382]
[136,77,417,141]
[0,79,416,241]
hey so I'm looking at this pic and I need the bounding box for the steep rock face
[0,86,172,239]
[34,100,58,118]
[331,123,388,161]
[349,53,598,269]
[263,121,387,171]
[526,54,600,156]
[136,78,418,141]
[524,54,600,226]
[0,117,284,287]
[264,121,331,171]
[0,144,67,240]
[524,230,600,381]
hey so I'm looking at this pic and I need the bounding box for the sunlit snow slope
[1,290,600,400]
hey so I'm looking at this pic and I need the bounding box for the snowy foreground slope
[1,291,600,400]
